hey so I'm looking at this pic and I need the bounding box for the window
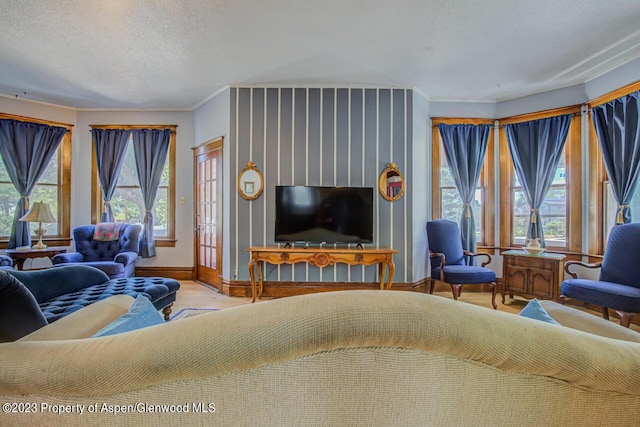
[511,151,567,246]
[90,125,176,246]
[0,114,72,248]
[499,107,581,252]
[110,139,169,236]
[439,143,484,242]
[588,80,640,255]
[603,181,640,242]
[431,118,494,247]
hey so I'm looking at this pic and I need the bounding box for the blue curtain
[592,91,640,224]
[131,129,170,258]
[504,115,571,247]
[438,123,492,257]
[0,120,66,248]
[92,129,131,222]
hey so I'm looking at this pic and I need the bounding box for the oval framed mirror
[238,161,264,200]
[379,162,405,202]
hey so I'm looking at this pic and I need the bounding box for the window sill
[154,239,176,248]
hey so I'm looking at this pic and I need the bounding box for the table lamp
[18,201,56,249]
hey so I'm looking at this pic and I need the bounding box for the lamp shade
[18,202,56,223]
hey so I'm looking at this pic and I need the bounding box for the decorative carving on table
[311,253,332,267]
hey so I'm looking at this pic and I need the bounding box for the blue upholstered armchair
[560,223,640,328]
[426,219,497,309]
[52,223,142,279]
[0,255,13,270]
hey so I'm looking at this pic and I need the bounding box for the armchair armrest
[0,255,12,267]
[464,250,492,267]
[429,250,445,281]
[564,260,602,279]
[52,252,84,264]
[114,251,139,266]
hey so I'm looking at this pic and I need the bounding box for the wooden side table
[5,246,68,270]
[501,249,566,303]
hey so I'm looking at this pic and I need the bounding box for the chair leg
[601,306,610,321]
[558,295,566,305]
[490,282,497,310]
[450,284,462,300]
[428,279,435,294]
[615,311,634,328]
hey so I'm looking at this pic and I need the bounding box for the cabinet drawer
[507,256,544,268]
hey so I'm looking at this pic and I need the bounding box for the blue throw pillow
[92,295,165,337]
[518,299,560,325]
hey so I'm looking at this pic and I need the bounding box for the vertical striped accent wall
[230,87,413,283]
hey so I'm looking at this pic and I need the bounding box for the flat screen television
[275,186,373,244]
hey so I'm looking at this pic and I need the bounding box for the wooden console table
[247,246,398,302]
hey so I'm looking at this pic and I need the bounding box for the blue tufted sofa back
[73,224,142,262]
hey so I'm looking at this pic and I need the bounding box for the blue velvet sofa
[4,265,179,327]
[52,223,142,279]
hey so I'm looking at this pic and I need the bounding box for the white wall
[0,96,77,124]
[586,57,640,100]
[193,87,230,145]
[494,84,588,118]
[429,101,496,119]
[193,87,231,279]
[411,91,430,281]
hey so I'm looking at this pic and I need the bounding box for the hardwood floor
[172,281,640,332]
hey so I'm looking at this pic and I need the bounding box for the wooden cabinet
[501,250,566,303]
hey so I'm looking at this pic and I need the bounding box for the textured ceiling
[1,0,639,109]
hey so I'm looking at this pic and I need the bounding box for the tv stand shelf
[247,246,398,302]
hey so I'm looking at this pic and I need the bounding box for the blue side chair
[52,223,142,279]
[560,223,640,328]
[426,219,497,309]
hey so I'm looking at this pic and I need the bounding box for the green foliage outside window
[0,152,59,237]
[440,166,482,241]
[112,141,169,236]
[512,166,567,245]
